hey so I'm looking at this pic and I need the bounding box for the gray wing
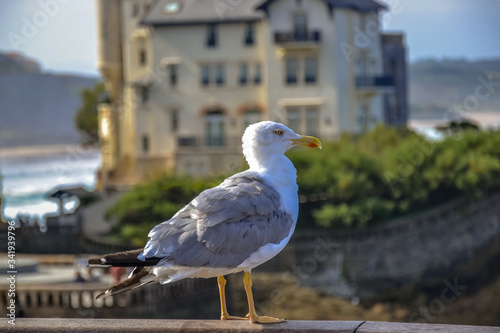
[140,171,294,268]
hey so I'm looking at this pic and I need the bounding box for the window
[356,54,368,76]
[168,64,178,87]
[358,104,371,132]
[215,64,225,86]
[201,64,226,87]
[286,107,300,132]
[139,49,146,66]
[285,106,320,134]
[243,110,262,129]
[171,109,179,132]
[254,63,261,85]
[132,3,140,17]
[294,13,307,41]
[201,64,210,86]
[207,24,217,48]
[240,64,249,85]
[199,162,207,175]
[304,57,318,84]
[244,23,254,46]
[205,111,225,146]
[139,38,146,66]
[138,85,149,103]
[306,107,319,136]
[142,135,149,154]
[186,162,194,176]
[240,63,249,85]
[285,59,298,84]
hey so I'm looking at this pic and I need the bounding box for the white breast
[237,166,299,271]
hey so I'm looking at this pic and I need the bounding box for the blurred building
[96,0,407,184]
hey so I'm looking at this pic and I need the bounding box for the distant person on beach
[74,271,85,283]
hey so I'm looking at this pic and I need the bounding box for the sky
[0,0,499,77]
[382,0,500,62]
[0,0,99,76]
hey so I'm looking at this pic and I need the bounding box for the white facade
[97,0,405,184]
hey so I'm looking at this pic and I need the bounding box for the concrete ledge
[358,321,500,333]
[3,319,500,333]
[3,319,362,333]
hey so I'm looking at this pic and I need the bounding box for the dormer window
[207,24,218,48]
[244,23,255,46]
[293,13,307,41]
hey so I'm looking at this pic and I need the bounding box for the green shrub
[106,173,226,246]
[107,126,500,243]
[289,126,500,229]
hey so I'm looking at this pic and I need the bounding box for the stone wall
[283,192,500,298]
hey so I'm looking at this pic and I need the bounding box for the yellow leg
[217,275,247,321]
[243,271,285,324]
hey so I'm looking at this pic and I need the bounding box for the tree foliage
[107,126,500,244]
[106,173,226,246]
[74,82,105,144]
[289,125,500,229]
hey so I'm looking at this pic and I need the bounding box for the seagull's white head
[242,121,322,170]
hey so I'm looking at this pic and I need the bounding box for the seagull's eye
[274,130,283,136]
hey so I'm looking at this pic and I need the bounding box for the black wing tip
[87,256,109,267]
[85,249,161,268]
[95,291,107,300]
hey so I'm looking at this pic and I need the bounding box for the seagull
[87,121,322,323]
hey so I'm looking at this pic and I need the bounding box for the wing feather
[141,171,294,268]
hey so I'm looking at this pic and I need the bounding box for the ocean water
[0,146,101,222]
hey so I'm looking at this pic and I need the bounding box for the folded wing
[141,171,294,268]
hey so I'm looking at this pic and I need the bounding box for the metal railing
[274,30,322,44]
[356,75,394,88]
[1,279,217,319]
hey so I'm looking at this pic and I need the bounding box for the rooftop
[257,0,387,13]
[141,0,388,26]
[141,0,263,26]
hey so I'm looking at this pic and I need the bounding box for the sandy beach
[0,144,99,159]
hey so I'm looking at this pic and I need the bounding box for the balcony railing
[356,75,394,88]
[0,279,217,320]
[274,30,322,44]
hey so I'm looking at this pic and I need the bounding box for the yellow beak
[290,135,322,149]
